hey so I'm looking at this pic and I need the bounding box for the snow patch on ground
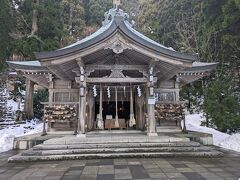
[185,113,240,152]
[7,99,23,112]
[219,134,240,152]
[0,120,43,153]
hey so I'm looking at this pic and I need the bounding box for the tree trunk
[69,5,73,36]
[187,89,191,111]
[24,79,34,119]
[30,0,39,36]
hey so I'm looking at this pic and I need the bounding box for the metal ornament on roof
[102,7,130,26]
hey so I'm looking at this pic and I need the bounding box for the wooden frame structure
[8,7,217,136]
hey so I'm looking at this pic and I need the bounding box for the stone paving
[0,149,239,180]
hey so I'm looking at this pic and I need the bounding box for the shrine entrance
[89,84,140,131]
[95,101,131,130]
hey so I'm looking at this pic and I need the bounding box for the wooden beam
[86,77,148,83]
[24,74,49,88]
[85,65,148,71]
[47,65,70,80]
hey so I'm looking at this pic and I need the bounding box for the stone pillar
[24,79,34,119]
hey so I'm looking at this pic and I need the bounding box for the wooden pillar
[98,85,104,129]
[175,75,180,101]
[99,85,103,123]
[76,63,86,136]
[79,90,86,134]
[41,104,47,136]
[48,90,53,106]
[137,95,145,130]
[147,67,158,136]
[115,87,118,122]
[24,79,34,119]
[129,86,136,128]
[77,95,81,134]
[87,90,94,130]
[147,101,157,136]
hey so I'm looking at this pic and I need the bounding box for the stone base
[9,131,224,162]
[76,133,86,138]
[147,132,158,137]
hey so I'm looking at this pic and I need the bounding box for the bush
[33,89,48,119]
[203,80,240,133]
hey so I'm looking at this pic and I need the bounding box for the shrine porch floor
[1,149,240,180]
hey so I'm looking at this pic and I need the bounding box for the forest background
[0,0,239,133]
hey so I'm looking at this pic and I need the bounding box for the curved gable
[36,8,197,63]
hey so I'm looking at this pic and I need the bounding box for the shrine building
[8,7,217,137]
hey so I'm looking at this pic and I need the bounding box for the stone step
[34,142,201,150]
[8,151,224,162]
[43,136,190,145]
[23,146,214,156]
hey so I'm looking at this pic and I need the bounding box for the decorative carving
[46,73,53,82]
[85,65,148,78]
[104,34,132,54]
[109,69,125,78]
[139,70,148,78]
[102,8,130,26]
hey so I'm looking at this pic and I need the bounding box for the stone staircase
[0,83,24,130]
[0,84,15,130]
[8,134,223,162]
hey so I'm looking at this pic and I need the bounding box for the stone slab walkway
[0,149,239,180]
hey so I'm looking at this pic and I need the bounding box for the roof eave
[7,61,48,71]
[35,20,118,60]
[185,62,218,72]
[118,20,197,62]
[35,14,198,63]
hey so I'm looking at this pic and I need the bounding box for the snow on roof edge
[60,19,114,50]
[7,61,41,67]
[124,20,176,52]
